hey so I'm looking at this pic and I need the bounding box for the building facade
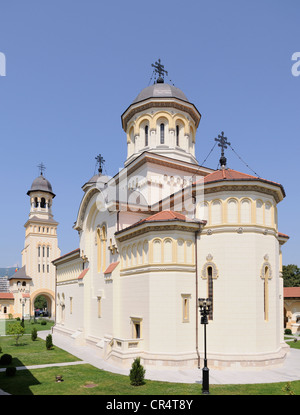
[52,74,289,370]
[0,172,60,319]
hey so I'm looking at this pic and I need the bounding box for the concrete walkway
[1,331,300,395]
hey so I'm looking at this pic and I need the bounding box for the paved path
[1,331,300,395]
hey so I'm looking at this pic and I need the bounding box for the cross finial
[38,162,46,176]
[215,132,230,167]
[95,154,105,174]
[151,59,168,83]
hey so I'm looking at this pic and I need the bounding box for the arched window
[163,239,173,263]
[145,125,149,147]
[38,246,41,257]
[97,228,101,273]
[101,225,107,271]
[211,200,222,224]
[34,197,38,208]
[40,197,46,208]
[137,242,143,265]
[256,200,263,224]
[264,266,269,321]
[186,240,193,263]
[207,266,213,320]
[160,123,165,144]
[227,199,238,223]
[153,239,162,263]
[22,281,26,287]
[177,239,185,263]
[241,199,251,223]
[3,306,7,314]
[143,241,149,264]
[265,202,272,226]
[176,125,179,146]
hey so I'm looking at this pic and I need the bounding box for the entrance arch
[31,289,55,318]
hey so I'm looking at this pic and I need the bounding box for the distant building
[0,171,60,319]
[284,287,300,334]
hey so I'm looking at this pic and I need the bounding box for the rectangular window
[97,297,101,318]
[181,294,191,322]
[131,317,142,339]
[38,264,40,273]
[47,264,49,273]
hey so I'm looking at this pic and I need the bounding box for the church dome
[27,174,55,197]
[132,81,189,104]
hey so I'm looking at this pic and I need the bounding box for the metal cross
[151,59,168,80]
[38,162,46,176]
[95,154,105,173]
[215,132,230,167]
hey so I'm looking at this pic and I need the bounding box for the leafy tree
[129,357,146,386]
[34,295,47,310]
[7,322,25,345]
[282,265,300,287]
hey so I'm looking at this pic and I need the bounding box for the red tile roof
[78,268,89,280]
[203,168,257,183]
[140,210,186,223]
[195,168,283,189]
[284,287,300,298]
[0,293,14,299]
[104,262,119,274]
[22,294,30,298]
[278,232,289,239]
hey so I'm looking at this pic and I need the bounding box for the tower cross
[151,59,168,81]
[215,132,230,167]
[95,154,105,173]
[38,162,46,176]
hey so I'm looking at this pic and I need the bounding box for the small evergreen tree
[31,327,37,341]
[129,357,145,386]
[46,334,53,350]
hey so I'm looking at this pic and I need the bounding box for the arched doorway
[33,293,53,317]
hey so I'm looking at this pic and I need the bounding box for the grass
[0,331,299,395]
[0,335,80,367]
[0,363,299,395]
[2,318,54,335]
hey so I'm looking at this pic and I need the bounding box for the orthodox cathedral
[2,61,290,370]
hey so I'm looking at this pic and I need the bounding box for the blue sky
[0,0,299,267]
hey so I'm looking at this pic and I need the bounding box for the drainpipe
[195,228,200,369]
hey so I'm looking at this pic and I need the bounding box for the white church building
[52,65,289,370]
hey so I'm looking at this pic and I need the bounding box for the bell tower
[20,164,61,317]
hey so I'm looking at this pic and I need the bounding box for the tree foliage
[129,357,146,386]
[7,322,25,345]
[282,265,300,287]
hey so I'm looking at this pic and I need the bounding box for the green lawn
[0,335,80,367]
[2,318,54,335]
[0,333,299,395]
[0,363,299,395]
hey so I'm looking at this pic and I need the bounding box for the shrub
[285,329,292,335]
[0,353,12,365]
[129,357,146,386]
[31,327,37,341]
[40,319,47,326]
[6,322,25,346]
[5,367,16,377]
[46,334,53,350]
